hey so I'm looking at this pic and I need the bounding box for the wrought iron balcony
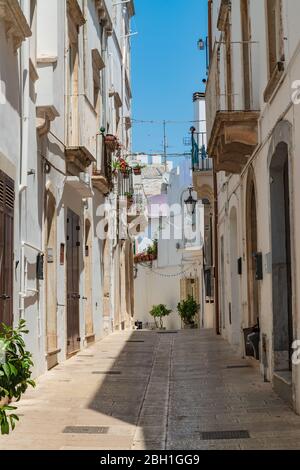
[191,132,213,172]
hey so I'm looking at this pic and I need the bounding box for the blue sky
[131,0,208,158]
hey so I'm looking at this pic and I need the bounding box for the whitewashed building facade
[206,0,300,412]
[0,0,136,377]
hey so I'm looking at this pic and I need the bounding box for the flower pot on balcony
[105,134,118,152]
[133,168,142,176]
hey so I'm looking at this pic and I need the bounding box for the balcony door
[0,171,14,327]
[66,209,81,356]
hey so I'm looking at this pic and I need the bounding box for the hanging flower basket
[105,134,119,152]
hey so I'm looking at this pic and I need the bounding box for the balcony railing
[116,168,134,197]
[192,132,213,172]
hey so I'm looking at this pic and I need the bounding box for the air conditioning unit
[79,172,91,186]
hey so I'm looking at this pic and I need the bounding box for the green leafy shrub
[177,296,199,327]
[0,320,35,435]
[149,304,172,329]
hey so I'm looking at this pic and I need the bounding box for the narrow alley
[1,330,300,451]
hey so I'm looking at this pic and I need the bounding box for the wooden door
[66,209,80,356]
[0,171,14,327]
[84,220,94,342]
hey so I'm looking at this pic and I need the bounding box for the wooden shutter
[0,171,15,326]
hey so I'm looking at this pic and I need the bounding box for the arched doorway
[45,191,58,369]
[84,219,94,343]
[230,206,241,347]
[246,170,259,327]
[270,142,293,372]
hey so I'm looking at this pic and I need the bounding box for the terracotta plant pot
[133,168,142,176]
[105,135,118,152]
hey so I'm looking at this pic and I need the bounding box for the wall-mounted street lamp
[198,37,209,76]
[184,187,197,216]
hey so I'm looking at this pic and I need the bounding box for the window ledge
[0,0,32,51]
[263,61,285,103]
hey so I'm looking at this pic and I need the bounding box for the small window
[266,0,283,77]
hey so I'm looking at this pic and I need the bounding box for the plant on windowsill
[132,163,146,176]
[149,304,172,330]
[0,320,35,435]
[177,295,199,329]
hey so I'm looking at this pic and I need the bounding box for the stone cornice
[95,0,113,35]
[0,0,32,52]
[207,111,259,174]
[36,106,60,137]
[127,0,135,18]
[92,49,105,71]
[217,0,230,32]
[67,0,86,28]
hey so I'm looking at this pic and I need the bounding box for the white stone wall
[0,0,135,378]
[208,0,300,412]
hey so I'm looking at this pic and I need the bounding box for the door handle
[0,295,11,300]
[72,294,81,299]
[82,297,88,301]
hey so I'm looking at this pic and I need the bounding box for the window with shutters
[264,0,285,102]
[266,0,283,76]
[0,171,15,326]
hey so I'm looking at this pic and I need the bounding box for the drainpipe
[19,0,30,194]
[19,0,31,321]
[213,169,220,335]
[207,0,221,335]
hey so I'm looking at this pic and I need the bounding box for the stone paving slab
[1,329,300,450]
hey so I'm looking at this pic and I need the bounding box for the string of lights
[138,263,198,278]
[130,118,206,125]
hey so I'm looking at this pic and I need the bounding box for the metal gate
[66,209,81,356]
[0,171,14,326]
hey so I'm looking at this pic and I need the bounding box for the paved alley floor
[1,329,300,450]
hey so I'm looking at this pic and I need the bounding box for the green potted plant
[149,304,172,330]
[177,295,199,328]
[112,159,121,176]
[0,320,35,435]
[132,163,146,176]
